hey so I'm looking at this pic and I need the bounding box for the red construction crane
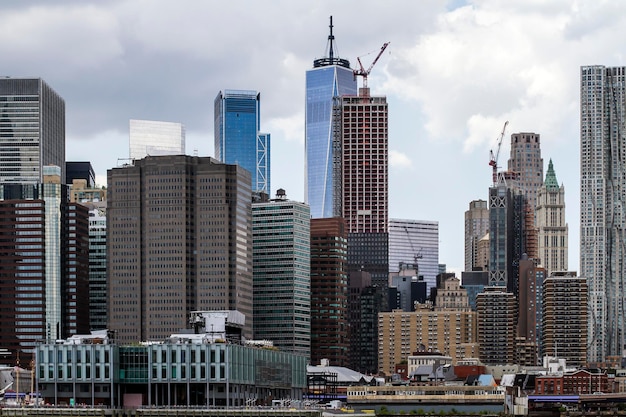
[353,42,390,89]
[489,121,509,186]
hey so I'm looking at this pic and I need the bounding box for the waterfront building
[252,191,310,357]
[0,77,65,184]
[464,200,489,272]
[580,65,626,363]
[129,119,185,160]
[534,369,608,395]
[347,385,504,413]
[310,217,348,368]
[215,90,270,194]
[305,17,357,219]
[542,272,587,368]
[536,159,568,275]
[0,166,89,363]
[377,307,477,375]
[107,155,253,343]
[35,326,307,408]
[66,161,95,187]
[476,287,517,365]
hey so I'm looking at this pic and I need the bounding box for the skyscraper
[252,192,310,357]
[88,206,107,331]
[0,166,90,362]
[517,256,545,366]
[339,89,390,288]
[536,159,568,275]
[581,65,626,363]
[507,132,543,212]
[388,219,439,292]
[0,77,65,184]
[476,287,517,365]
[310,217,348,367]
[214,90,270,194]
[66,161,96,187]
[464,200,489,272]
[107,155,253,343]
[305,17,357,218]
[129,119,185,160]
[542,272,587,367]
[488,179,526,295]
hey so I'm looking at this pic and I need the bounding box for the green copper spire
[544,159,559,190]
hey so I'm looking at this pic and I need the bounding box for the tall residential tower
[580,65,626,363]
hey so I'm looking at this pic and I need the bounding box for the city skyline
[3,1,625,273]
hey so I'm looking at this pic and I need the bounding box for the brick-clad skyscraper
[107,155,253,343]
[336,88,389,288]
[310,217,348,367]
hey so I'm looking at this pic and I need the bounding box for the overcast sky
[2,0,625,273]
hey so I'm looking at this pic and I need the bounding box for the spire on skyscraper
[314,16,351,69]
[544,159,559,191]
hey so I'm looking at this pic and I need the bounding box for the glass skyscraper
[0,77,65,184]
[305,19,357,218]
[252,195,310,358]
[214,90,270,194]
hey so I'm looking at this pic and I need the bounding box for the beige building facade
[377,307,478,375]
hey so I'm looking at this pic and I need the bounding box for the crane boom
[489,121,509,186]
[353,42,390,89]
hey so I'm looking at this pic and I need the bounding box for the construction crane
[488,121,509,186]
[353,42,390,89]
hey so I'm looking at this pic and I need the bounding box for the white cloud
[5,0,626,272]
[389,150,412,169]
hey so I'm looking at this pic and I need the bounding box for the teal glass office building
[214,90,270,194]
[305,37,357,218]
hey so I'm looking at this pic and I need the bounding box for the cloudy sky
[2,0,624,273]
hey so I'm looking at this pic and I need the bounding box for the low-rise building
[35,313,307,408]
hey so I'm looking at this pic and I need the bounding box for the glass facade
[252,199,311,357]
[129,119,185,160]
[388,219,439,293]
[36,341,307,407]
[0,78,65,184]
[89,208,107,330]
[305,66,356,218]
[214,90,270,193]
[43,166,63,342]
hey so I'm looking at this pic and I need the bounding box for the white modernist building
[129,119,185,160]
